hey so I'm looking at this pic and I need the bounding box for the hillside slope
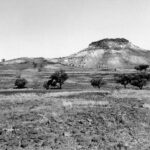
[52,38,150,69]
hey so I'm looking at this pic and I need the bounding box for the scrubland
[0,64,150,149]
[0,89,150,150]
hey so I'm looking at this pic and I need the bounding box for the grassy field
[0,63,148,91]
[0,64,150,149]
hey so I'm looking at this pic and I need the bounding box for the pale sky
[0,0,150,60]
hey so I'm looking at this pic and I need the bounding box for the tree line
[91,64,150,90]
[14,64,150,90]
[14,69,68,89]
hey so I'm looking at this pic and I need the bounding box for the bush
[130,78,147,89]
[115,74,131,88]
[115,73,150,90]
[90,77,105,89]
[43,79,59,90]
[130,73,150,89]
[134,64,149,72]
[15,78,27,89]
[49,70,68,89]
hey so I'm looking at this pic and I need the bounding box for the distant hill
[51,38,150,69]
[2,38,150,70]
[2,57,48,65]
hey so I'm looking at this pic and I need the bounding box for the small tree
[15,78,27,89]
[115,74,131,88]
[130,78,147,89]
[50,70,68,89]
[43,79,58,90]
[90,77,105,89]
[130,73,150,89]
[135,64,149,72]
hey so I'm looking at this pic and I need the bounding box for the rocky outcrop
[53,38,150,69]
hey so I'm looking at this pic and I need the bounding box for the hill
[1,38,150,70]
[52,38,150,69]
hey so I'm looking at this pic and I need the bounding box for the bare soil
[0,91,150,150]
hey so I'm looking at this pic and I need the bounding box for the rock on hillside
[52,38,150,69]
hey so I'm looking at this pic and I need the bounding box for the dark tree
[130,77,147,89]
[130,79,147,89]
[90,77,105,89]
[43,78,59,90]
[134,64,149,72]
[50,70,68,89]
[129,73,150,89]
[15,78,27,89]
[115,74,131,88]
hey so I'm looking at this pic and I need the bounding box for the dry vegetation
[0,89,150,150]
[0,64,150,149]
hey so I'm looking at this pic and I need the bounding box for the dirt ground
[0,65,150,150]
[0,89,150,150]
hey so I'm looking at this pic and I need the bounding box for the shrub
[50,70,68,89]
[43,79,59,90]
[130,73,150,89]
[90,77,105,89]
[130,78,147,89]
[134,64,149,72]
[115,74,131,88]
[115,73,150,90]
[15,78,27,89]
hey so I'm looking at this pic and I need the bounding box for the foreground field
[0,89,150,150]
[1,64,150,150]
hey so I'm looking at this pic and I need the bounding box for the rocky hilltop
[53,38,150,69]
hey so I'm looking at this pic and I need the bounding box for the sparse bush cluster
[90,64,150,90]
[13,63,150,90]
[134,64,149,72]
[115,73,150,89]
[115,64,150,89]
[14,69,68,90]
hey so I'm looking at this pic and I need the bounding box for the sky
[0,0,150,60]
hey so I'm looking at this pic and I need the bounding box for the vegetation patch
[0,92,150,150]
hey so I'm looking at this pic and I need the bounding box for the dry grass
[0,90,150,149]
[112,89,150,102]
[1,66,150,149]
